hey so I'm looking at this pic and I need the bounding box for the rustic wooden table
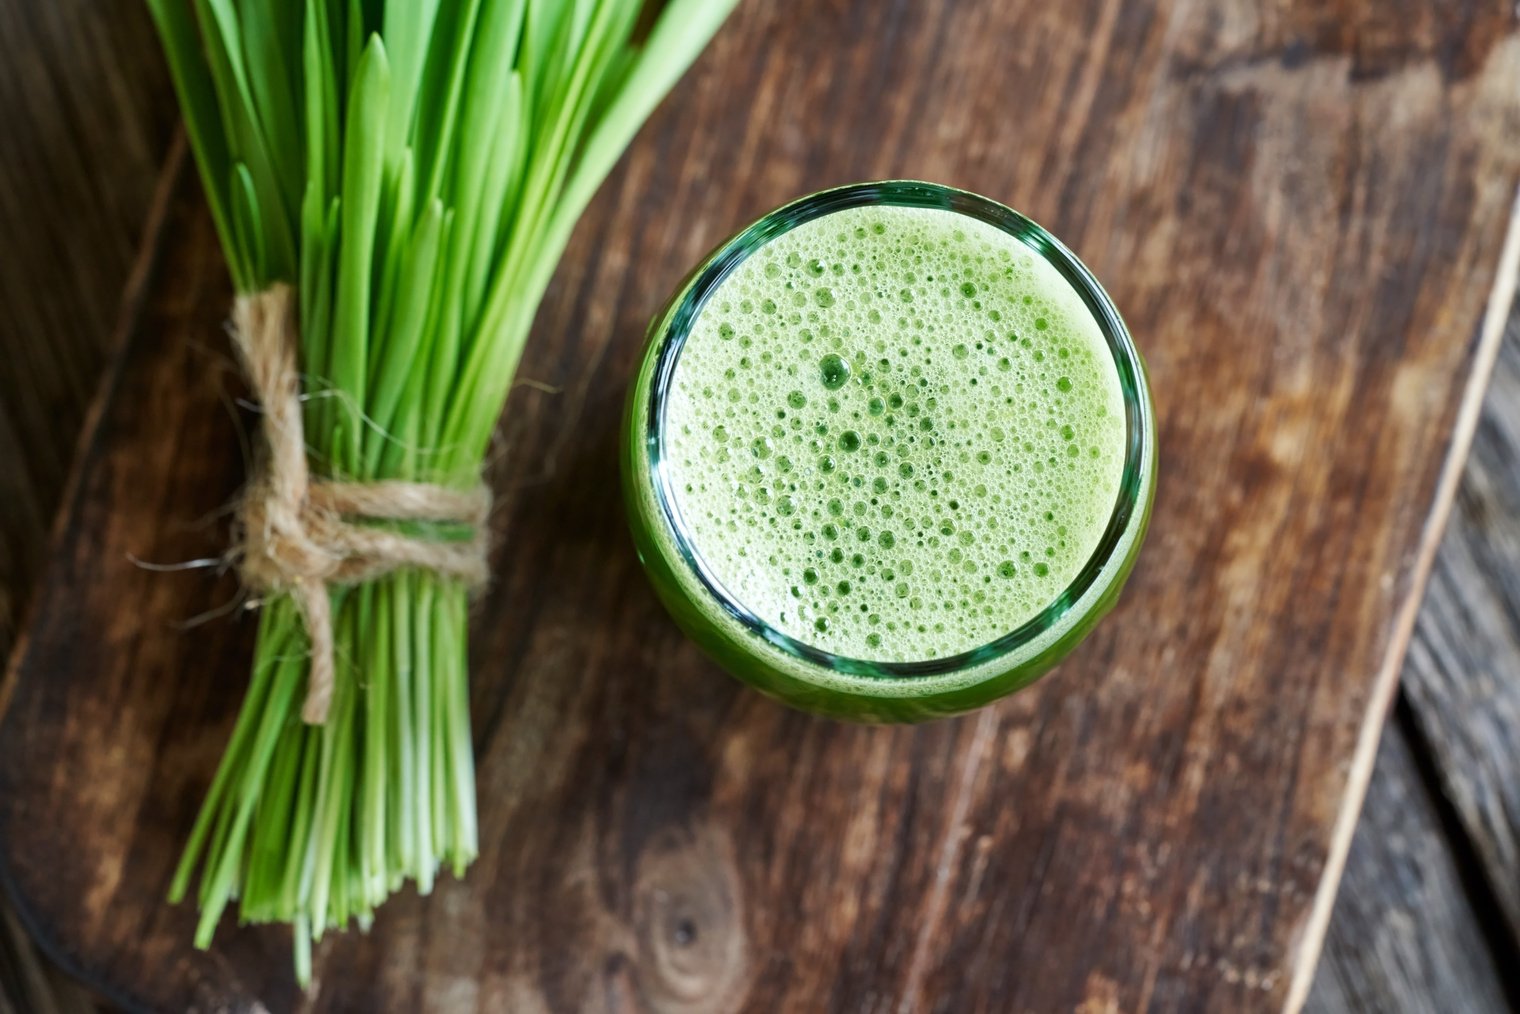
[3,2,1520,1012]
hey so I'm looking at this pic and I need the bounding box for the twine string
[229,284,489,724]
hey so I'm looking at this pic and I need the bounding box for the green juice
[624,183,1154,721]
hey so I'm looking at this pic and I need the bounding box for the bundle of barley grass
[146,0,737,982]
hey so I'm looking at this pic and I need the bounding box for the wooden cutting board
[4,2,1520,1011]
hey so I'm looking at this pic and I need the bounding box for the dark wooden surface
[4,2,1520,1012]
[0,0,175,662]
[0,2,175,1012]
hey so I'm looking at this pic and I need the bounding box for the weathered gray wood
[1306,718,1512,1014]
[1400,311,1520,947]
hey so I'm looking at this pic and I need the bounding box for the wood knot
[631,826,750,1014]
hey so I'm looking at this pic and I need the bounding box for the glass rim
[643,180,1149,680]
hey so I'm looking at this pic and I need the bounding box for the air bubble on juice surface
[819,354,850,389]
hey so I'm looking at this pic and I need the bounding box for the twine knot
[230,285,490,724]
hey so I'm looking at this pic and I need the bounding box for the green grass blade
[382,0,441,150]
[195,0,298,282]
[326,36,392,474]
[366,193,443,476]
[229,163,266,286]
[237,0,305,222]
[144,0,243,287]
[556,0,738,244]
[412,0,486,203]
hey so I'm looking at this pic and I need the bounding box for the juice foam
[662,204,1126,663]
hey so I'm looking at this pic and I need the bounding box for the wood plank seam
[1306,717,1514,1012]
[1284,182,1520,1014]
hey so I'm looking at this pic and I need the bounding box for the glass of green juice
[622,181,1156,722]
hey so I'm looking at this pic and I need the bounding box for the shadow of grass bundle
[146,0,738,982]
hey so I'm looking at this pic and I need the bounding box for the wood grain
[0,0,176,656]
[3,1,1520,1011]
[0,3,176,1012]
[1305,719,1512,1014]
